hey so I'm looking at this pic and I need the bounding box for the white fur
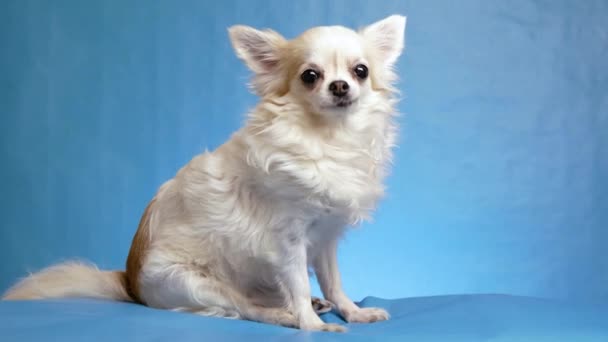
[2,261,131,301]
[3,15,407,333]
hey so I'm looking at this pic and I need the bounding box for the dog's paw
[311,297,334,314]
[317,323,347,333]
[343,307,389,323]
[300,320,347,333]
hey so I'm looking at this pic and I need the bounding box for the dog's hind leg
[138,264,298,327]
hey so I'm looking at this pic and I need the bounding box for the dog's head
[229,15,406,119]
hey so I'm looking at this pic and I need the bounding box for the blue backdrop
[1,0,606,302]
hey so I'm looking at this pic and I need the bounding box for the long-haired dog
[3,15,406,332]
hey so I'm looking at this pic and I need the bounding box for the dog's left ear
[228,25,286,74]
[361,15,407,66]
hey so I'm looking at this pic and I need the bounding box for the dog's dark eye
[354,64,368,79]
[301,69,319,84]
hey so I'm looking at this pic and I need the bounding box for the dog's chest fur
[241,105,394,225]
[199,107,395,299]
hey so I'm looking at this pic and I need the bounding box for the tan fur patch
[125,198,155,303]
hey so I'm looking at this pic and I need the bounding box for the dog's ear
[361,15,407,66]
[228,25,286,74]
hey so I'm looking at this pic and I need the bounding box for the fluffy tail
[2,261,133,302]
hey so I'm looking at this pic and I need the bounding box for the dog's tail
[2,261,133,302]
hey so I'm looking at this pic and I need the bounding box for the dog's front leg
[281,240,346,332]
[313,239,389,324]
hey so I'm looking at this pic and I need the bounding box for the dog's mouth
[333,98,354,108]
[320,98,357,112]
[335,100,353,108]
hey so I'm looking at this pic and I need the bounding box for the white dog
[4,15,406,332]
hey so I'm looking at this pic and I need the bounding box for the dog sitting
[4,14,407,332]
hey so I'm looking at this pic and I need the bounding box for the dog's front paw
[300,321,347,333]
[343,307,389,323]
[317,323,347,333]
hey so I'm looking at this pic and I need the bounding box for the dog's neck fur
[227,91,398,225]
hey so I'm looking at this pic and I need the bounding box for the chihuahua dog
[3,15,406,332]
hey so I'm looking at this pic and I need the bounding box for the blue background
[1,0,606,302]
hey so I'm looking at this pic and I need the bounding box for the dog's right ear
[228,25,286,74]
[361,15,407,67]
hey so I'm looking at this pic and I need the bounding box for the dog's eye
[300,69,319,84]
[354,64,368,79]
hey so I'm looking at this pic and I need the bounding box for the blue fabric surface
[2,0,607,303]
[1,295,607,341]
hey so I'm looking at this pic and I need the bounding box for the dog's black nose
[329,80,349,97]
